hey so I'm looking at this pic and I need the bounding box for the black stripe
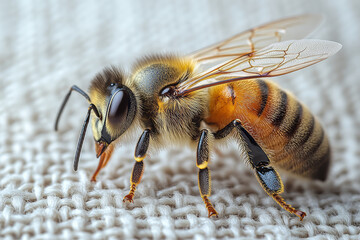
[302,126,324,158]
[286,102,303,137]
[257,80,269,116]
[272,90,288,126]
[298,126,326,179]
[297,115,315,146]
[310,145,330,181]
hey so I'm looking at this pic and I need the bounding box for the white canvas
[0,0,359,239]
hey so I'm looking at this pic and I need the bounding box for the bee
[55,14,341,220]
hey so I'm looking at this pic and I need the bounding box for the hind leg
[214,119,306,220]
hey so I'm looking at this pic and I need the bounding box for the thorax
[129,56,209,143]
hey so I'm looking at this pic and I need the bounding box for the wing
[176,39,342,96]
[190,14,323,67]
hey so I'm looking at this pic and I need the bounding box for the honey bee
[55,14,341,220]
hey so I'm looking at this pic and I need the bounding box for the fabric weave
[0,1,359,239]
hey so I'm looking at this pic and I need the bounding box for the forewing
[177,40,342,95]
[190,14,323,66]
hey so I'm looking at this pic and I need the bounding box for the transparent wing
[190,14,323,68]
[176,40,342,96]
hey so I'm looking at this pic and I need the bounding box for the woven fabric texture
[1,0,359,239]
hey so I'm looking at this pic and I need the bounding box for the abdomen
[205,79,330,180]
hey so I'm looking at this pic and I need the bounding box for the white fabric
[1,0,359,239]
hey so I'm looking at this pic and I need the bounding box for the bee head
[89,67,137,158]
[55,66,137,171]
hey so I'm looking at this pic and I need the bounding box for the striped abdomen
[205,79,330,180]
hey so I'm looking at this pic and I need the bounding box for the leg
[91,143,115,182]
[123,161,144,203]
[214,119,306,220]
[101,144,115,168]
[197,129,218,217]
[123,129,150,203]
[255,166,306,220]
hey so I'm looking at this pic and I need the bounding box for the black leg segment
[198,168,211,196]
[197,129,210,169]
[135,129,150,162]
[131,161,144,184]
[214,119,269,168]
[255,166,283,194]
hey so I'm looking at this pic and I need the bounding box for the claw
[207,206,219,218]
[123,194,135,203]
[203,196,218,218]
[123,184,136,203]
[294,210,307,221]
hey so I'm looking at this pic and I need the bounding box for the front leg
[214,119,306,220]
[123,129,150,203]
[91,143,115,182]
[197,129,218,217]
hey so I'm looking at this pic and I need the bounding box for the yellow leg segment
[91,144,114,182]
[123,183,137,203]
[202,195,218,218]
[271,193,307,221]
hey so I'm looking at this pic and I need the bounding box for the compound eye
[107,90,129,127]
